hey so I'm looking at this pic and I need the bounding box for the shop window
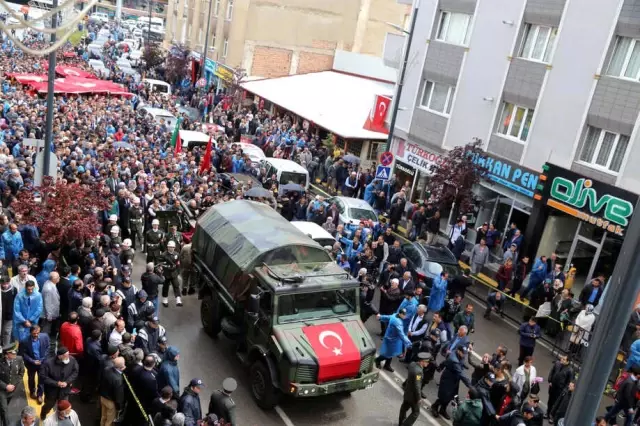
[436,11,473,46]
[496,102,534,143]
[367,142,385,162]
[607,36,640,81]
[579,126,630,173]
[419,80,455,115]
[519,23,557,63]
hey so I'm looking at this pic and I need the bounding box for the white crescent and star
[378,101,387,117]
[318,330,344,356]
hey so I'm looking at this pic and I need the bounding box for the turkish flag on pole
[302,323,361,383]
[363,95,391,134]
[199,136,213,175]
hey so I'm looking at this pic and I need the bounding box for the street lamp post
[43,0,58,178]
[384,0,420,152]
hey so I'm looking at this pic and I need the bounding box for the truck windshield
[277,289,358,323]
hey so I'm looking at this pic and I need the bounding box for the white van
[291,221,336,249]
[180,130,213,150]
[138,17,164,30]
[137,106,177,128]
[236,142,266,167]
[143,78,171,97]
[260,158,310,191]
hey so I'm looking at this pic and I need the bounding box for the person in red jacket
[496,258,513,292]
[59,312,84,358]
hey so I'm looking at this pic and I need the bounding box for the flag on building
[170,118,182,155]
[199,136,213,175]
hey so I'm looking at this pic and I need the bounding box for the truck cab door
[246,287,272,346]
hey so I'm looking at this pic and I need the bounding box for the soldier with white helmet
[129,197,145,250]
[120,238,135,265]
[160,240,181,307]
[105,214,119,235]
[145,219,164,264]
[109,225,122,246]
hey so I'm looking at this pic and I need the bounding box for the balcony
[382,32,405,69]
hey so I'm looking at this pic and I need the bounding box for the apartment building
[384,0,640,292]
[165,0,409,77]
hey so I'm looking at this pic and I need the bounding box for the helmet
[109,214,117,221]
[152,219,160,225]
[110,225,120,234]
[122,238,132,247]
[167,241,176,248]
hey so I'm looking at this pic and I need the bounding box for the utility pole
[147,0,152,49]
[564,197,640,424]
[199,0,214,80]
[385,0,419,151]
[43,0,58,178]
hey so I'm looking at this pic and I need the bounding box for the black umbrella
[280,183,305,194]
[244,187,272,198]
[343,154,360,164]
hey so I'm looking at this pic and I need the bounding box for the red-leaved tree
[426,139,486,218]
[12,179,110,246]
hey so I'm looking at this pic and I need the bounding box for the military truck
[191,200,379,409]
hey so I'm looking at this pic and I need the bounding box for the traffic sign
[375,165,391,181]
[380,151,394,167]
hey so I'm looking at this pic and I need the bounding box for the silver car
[327,196,379,227]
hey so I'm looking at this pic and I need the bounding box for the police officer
[165,224,183,250]
[399,352,430,426]
[146,219,164,264]
[160,241,181,308]
[129,197,145,250]
[208,377,237,426]
[0,343,24,426]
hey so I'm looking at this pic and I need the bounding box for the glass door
[565,222,606,294]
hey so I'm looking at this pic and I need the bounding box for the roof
[414,242,458,265]
[195,200,330,271]
[179,130,210,142]
[333,196,375,209]
[290,221,334,241]
[265,158,308,173]
[241,71,394,140]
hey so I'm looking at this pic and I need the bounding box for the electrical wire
[0,0,76,25]
[0,0,98,34]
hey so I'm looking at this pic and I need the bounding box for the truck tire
[250,361,281,409]
[200,292,222,337]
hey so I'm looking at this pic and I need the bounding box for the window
[419,80,455,115]
[579,126,630,173]
[519,23,557,62]
[223,38,228,57]
[607,36,640,80]
[213,0,220,17]
[226,0,233,20]
[436,11,472,45]
[497,102,534,142]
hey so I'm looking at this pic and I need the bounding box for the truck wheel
[250,361,281,409]
[200,293,222,337]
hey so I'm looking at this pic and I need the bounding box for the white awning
[241,71,394,140]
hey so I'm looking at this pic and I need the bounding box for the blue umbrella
[343,154,360,164]
[114,142,135,150]
[280,183,305,194]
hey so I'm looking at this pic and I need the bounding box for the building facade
[384,0,640,292]
[165,0,409,77]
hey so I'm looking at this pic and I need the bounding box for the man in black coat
[431,346,471,420]
[546,354,574,416]
[99,356,126,425]
[39,346,79,420]
[133,355,159,414]
[549,381,575,424]
[604,367,640,426]
[579,278,604,307]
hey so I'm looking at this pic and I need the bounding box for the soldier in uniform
[145,219,164,264]
[165,224,183,250]
[105,214,119,235]
[129,197,145,250]
[109,225,123,246]
[208,377,237,426]
[180,242,193,296]
[399,352,431,426]
[160,241,181,308]
[0,343,25,426]
[120,238,135,267]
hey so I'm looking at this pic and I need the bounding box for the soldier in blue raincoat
[428,272,449,313]
[375,309,411,373]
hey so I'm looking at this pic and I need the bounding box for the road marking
[275,405,295,426]
[378,370,447,426]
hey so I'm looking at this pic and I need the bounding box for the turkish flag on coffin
[302,323,361,383]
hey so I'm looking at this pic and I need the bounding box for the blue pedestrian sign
[375,165,391,181]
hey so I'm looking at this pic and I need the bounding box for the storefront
[469,152,538,255]
[214,64,234,94]
[526,163,638,294]
[390,137,445,201]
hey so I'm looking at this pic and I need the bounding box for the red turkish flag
[302,322,361,383]
[199,136,213,175]
[363,94,391,134]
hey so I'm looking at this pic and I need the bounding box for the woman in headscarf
[322,216,335,234]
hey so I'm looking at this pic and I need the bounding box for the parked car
[327,196,378,227]
[400,242,461,289]
[89,12,109,24]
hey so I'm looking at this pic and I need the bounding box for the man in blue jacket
[18,325,49,403]
[158,346,180,395]
[518,317,541,366]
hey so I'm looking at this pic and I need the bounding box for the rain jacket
[13,288,43,341]
[428,275,448,312]
[364,181,379,206]
[452,398,483,425]
[378,314,411,358]
[529,258,548,288]
[37,259,57,289]
[179,386,202,426]
[158,346,180,395]
[396,297,418,332]
[627,339,640,370]
[1,228,23,261]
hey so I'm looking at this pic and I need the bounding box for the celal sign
[549,177,634,236]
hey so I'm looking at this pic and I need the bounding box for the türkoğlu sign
[393,138,444,175]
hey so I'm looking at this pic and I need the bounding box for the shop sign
[470,152,538,198]
[393,138,444,175]
[394,160,415,177]
[205,59,216,74]
[215,65,234,82]
[543,164,638,236]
